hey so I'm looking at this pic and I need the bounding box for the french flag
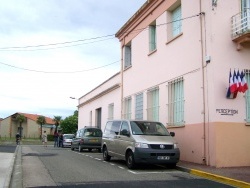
[240,71,249,93]
[226,70,237,99]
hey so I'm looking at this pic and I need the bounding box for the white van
[102,120,180,169]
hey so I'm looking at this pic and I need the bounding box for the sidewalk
[176,161,250,188]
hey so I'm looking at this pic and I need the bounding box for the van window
[130,121,170,136]
[104,121,121,135]
[120,121,130,135]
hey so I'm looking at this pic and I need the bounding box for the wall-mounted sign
[216,109,238,116]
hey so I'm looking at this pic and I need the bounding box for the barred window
[108,103,114,120]
[147,88,159,121]
[123,97,132,119]
[168,78,184,126]
[135,93,143,120]
[245,70,250,122]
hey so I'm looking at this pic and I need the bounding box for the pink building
[78,0,250,167]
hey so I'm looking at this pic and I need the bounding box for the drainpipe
[120,38,125,118]
[199,0,207,165]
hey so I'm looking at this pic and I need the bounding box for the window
[241,0,250,32]
[172,5,182,37]
[123,97,132,119]
[149,21,157,52]
[108,103,114,120]
[124,43,131,69]
[89,111,92,126]
[246,70,250,122]
[168,78,184,126]
[147,88,159,121]
[135,93,143,120]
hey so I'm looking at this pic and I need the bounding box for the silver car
[71,127,102,152]
[102,120,180,169]
[62,134,75,148]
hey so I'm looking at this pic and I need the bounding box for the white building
[78,0,250,167]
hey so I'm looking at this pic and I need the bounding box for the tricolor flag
[230,70,238,93]
[226,70,237,99]
[237,70,243,92]
[240,71,249,93]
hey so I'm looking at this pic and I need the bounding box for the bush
[47,135,54,141]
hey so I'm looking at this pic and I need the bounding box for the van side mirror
[170,132,175,137]
[121,129,130,136]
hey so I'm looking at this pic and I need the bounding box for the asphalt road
[21,145,234,188]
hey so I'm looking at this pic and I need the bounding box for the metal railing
[231,8,250,39]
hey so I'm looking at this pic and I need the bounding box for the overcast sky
[0,0,146,119]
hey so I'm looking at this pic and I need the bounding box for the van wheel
[78,145,82,152]
[88,148,92,152]
[126,151,136,169]
[103,146,111,161]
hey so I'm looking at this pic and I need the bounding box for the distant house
[0,112,55,138]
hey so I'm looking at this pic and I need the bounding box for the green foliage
[36,116,47,139]
[60,114,78,134]
[53,116,62,133]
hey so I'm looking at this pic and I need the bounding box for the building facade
[0,112,55,138]
[78,0,250,167]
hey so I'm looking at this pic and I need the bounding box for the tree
[60,112,78,134]
[53,116,62,133]
[36,116,46,140]
[16,114,26,139]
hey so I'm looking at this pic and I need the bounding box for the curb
[176,165,250,188]
[4,145,18,188]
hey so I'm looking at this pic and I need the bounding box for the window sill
[167,125,185,129]
[148,49,157,56]
[166,32,183,45]
[124,65,132,71]
[245,123,250,126]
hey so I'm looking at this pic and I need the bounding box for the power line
[0,60,120,73]
[0,36,116,52]
[0,12,203,51]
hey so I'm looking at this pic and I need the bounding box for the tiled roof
[18,112,55,125]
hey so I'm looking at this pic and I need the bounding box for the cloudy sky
[0,0,146,119]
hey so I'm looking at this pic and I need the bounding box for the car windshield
[130,121,170,136]
[84,129,102,137]
[64,135,74,139]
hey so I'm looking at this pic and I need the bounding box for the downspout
[120,38,125,118]
[199,0,207,165]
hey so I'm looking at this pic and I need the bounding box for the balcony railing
[231,9,250,50]
[231,9,250,38]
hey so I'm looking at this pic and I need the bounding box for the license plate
[157,156,170,160]
[89,139,98,143]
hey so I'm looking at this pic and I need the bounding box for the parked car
[71,126,102,152]
[62,134,75,148]
[102,120,180,169]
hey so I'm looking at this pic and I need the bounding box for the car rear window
[84,128,102,137]
[63,134,74,139]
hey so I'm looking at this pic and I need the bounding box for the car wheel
[78,145,82,152]
[71,146,74,151]
[126,151,136,169]
[103,146,111,161]
[88,148,92,152]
